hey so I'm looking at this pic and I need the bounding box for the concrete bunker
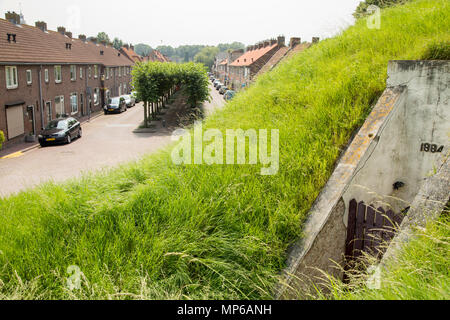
[278,60,449,298]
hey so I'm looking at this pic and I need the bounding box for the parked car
[216,83,225,91]
[219,86,229,95]
[131,91,140,103]
[121,94,136,108]
[214,80,221,88]
[104,97,127,114]
[224,90,236,101]
[38,117,81,147]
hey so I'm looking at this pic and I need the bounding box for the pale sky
[0,0,362,47]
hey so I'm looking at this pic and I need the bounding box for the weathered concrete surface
[277,86,407,299]
[381,152,449,267]
[277,60,450,299]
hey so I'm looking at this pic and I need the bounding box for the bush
[0,130,4,150]
[422,41,450,60]
[354,0,410,18]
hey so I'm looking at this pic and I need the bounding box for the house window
[80,67,83,79]
[70,93,78,114]
[118,67,121,77]
[106,67,109,80]
[55,95,65,117]
[54,65,62,83]
[94,65,98,78]
[45,69,49,83]
[5,66,18,89]
[88,67,91,78]
[26,70,32,85]
[94,88,100,105]
[70,65,76,81]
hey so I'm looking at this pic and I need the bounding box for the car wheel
[104,111,108,115]
[78,129,82,139]
[40,142,46,148]
[66,135,72,144]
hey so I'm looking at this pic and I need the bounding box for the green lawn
[0,0,449,300]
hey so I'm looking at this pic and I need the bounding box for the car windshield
[122,95,130,99]
[46,120,67,130]
[108,98,120,104]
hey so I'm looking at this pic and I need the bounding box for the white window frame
[44,69,49,83]
[88,66,91,78]
[106,67,109,80]
[94,65,98,78]
[80,67,83,79]
[70,92,78,115]
[5,66,18,89]
[119,66,121,77]
[94,88,100,106]
[46,101,52,123]
[70,65,76,81]
[54,65,62,83]
[26,69,32,85]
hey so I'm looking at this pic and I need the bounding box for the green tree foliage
[96,32,111,44]
[156,45,176,57]
[112,38,124,50]
[354,0,410,18]
[135,43,153,56]
[0,130,4,150]
[217,42,245,52]
[132,62,210,126]
[194,47,220,70]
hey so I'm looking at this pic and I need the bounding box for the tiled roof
[142,50,170,63]
[219,59,228,65]
[121,47,143,63]
[0,18,133,66]
[229,43,278,67]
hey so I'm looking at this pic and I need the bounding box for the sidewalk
[0,110,103,158]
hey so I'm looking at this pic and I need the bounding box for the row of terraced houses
[212,36,319,91]
[0,11,168,148]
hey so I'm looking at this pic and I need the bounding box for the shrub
[0,130,4,150]
[354,0,410,18]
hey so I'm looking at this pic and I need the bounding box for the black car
[104,97,127,114]
[38,118,82,147]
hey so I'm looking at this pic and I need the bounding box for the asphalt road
[0,85,225,197]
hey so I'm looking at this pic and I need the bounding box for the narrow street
[0,85,225,197]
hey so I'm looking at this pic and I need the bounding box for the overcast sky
[0,0,362,47]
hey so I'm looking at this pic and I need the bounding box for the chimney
[264,40,270,48]
[35,21,47,32]
[277,36,285,47]
[124,44,129,49]
[130,44,134,51]
[89,37,98,44]
[5,11,20,25]
[57,27,66,35]
[290,37,301,48]
[78,34,87,42]
[312,37,320,44]
[258,42,264,49]
[66,31,72,39]
[270,39,277,46]
[100,39,107,46]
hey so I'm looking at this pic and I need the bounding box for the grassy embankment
[0,0,449,299]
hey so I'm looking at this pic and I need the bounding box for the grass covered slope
[1,0,449,299]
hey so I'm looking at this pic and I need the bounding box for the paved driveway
[0,85,225,197]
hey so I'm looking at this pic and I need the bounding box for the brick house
[228,36,286,90]
[0,12,134,147]
[120,44,143,63]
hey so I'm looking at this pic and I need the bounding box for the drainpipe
[86,66,90,121]
[38,65,44,130]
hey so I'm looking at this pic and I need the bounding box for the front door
[45,101,52,125]
[80,93,85,116]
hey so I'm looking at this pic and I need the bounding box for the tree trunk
[144,101,148,128]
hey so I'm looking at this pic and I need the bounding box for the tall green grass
[317,215,450,300]
[0,0,449,299]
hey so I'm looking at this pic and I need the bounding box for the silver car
[121,94,136,108]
